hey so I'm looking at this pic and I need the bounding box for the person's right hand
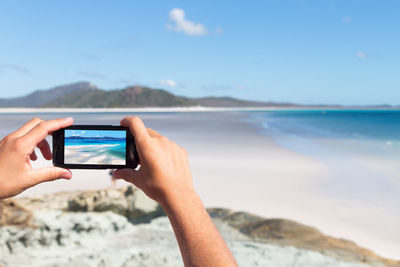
[113,117,194,204]
[114,117,238,267]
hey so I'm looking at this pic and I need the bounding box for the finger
[37,139,52,160]
[9,117,43,138]
[113,168,140,183]
[120,117,150,148]
[147,128,161,137]
[20,117,73,151]
[30,150,38,161]
[29,167,72,185]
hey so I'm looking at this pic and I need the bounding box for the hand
[113,117,194,204]
[0,117,74,199]
[114,117,238,266]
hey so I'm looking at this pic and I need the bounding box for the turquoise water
[247,110,400,157]
[250,110,400,140]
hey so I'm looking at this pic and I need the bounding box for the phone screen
[64,129,127,165]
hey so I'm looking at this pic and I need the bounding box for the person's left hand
[0,117,74,199]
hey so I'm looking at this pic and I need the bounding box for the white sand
[6,111,399,260]
[65,144,125,165]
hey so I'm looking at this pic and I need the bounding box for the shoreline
[1,107,400,113]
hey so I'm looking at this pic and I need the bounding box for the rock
[1,189,399,267]
[208,208,264,228]
[239,218,323,242]
[66,186,164,224]
[207,207,235,218]
[0,200,34,227]
[208,208,400,267]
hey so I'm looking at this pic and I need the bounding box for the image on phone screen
[64,129,127,165]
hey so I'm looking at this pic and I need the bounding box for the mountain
[0,82,300,108]
[45,85,191,108]
[0,82,97,107]
[0,186,398,267]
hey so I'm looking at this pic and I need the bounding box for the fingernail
[61,172,72,179]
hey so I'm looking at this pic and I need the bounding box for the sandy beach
[0,110,398,260]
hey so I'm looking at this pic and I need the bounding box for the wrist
[158,188,201,214]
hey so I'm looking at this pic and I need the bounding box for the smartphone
[52,125,139,169]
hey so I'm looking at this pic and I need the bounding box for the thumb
[30,167,72,184]
[113,168,140,184]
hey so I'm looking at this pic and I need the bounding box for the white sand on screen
[65,144,124,165]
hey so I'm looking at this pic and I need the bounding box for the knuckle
[49,169,57,181]
[31,117,43,124]
[35,122,48,134]
[37,121,47,129]
[1,135,12,144]
[13,138,26,151]
[130,117,142,125]
[124,116,133,122]
[125,117,137,126]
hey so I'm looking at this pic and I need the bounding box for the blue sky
[0,0,399,105]
[65,130,126,139]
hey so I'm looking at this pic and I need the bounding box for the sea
[248,110,400,216]
[250,109,400,146]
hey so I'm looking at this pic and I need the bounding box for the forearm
[114,117,237,266]
[160,191,238,267]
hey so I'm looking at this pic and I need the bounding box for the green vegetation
[0,82,297,108]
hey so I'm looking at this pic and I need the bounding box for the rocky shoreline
[0,187,398,267]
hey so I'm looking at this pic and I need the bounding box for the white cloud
[167,8,207,36]
[356,51,367,59]
[159,79,177,87]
